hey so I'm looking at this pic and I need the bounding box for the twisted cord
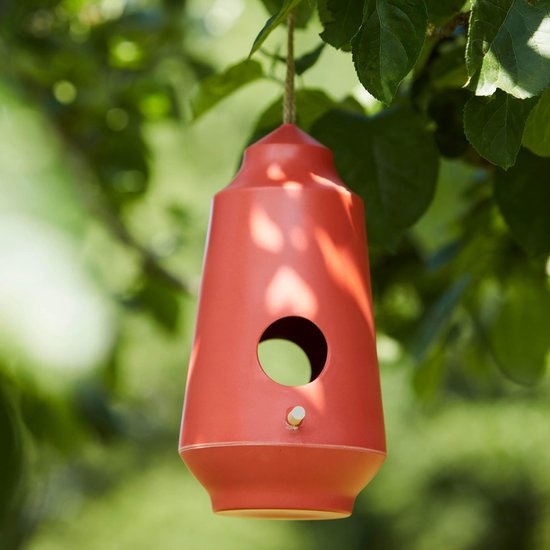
[283,9,296,124]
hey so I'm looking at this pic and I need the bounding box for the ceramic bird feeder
[178,123,386,520]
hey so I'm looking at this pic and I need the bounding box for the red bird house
[179,124,386,520]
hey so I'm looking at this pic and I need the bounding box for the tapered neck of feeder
[237,124,339,185]
[254,124,323,147]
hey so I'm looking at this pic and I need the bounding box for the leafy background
[0,0,549,548]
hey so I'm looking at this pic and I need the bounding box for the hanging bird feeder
[178,11,385,520]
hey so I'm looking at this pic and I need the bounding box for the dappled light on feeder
[315,226,374,329]
[309,171,345,190]
[250,206,284,253]
[179,123,385,520]
[266,162,287,181]
[282,181,303,194]
[265,266,318,317]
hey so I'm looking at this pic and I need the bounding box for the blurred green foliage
[0,0,549,549]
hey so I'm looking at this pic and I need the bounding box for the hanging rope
[283,9,296,124]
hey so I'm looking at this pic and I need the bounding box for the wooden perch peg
[287,406,306,427]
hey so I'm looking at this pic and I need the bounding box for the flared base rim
[181,443,385,520]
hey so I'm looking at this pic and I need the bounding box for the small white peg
[287,406,306,427]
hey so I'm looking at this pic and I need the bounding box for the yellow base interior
[216,508,350,520]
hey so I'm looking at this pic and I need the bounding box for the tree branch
[427,12,470,39]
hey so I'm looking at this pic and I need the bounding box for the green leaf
[487,276,550,385]
[410,276,470,363]
[311,105,439,248]
[352,0,428,104]
[191,59,264,119]
[295,43,325,75]
[318,0,365,51]
[522,88,550,158]
[466,0,550,98]
[260,0,315,27]
[412,347,446,401]
[250,0,303,56]
[494,149,550,255]
[463,90,537,169]
[425,0,465,26]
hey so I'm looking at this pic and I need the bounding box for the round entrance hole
[257,316,328,386]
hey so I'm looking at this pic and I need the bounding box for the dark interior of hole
[259,316,328,382]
